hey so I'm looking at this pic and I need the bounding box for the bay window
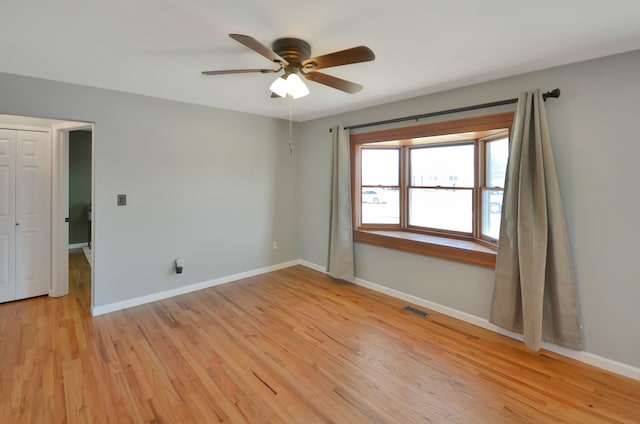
[351,113,514,268]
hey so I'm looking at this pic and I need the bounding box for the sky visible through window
[411,144,474,187]
[361,149,398,186]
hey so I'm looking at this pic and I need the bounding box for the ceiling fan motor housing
[272,38,312,68]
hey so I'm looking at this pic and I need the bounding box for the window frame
[478,134,509,244]
[350,112,514,269]
[406,140,476,236]
[359,147,402,227]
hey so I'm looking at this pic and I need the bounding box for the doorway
[52,122,95,309]
[68,130,92,264]
[0,113,95,309]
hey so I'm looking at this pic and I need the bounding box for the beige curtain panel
[490,90,584,351]
[327,126,355,281]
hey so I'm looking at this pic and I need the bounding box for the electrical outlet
[117,194,127,206]
[272,241,278,250]
[175,258,184,274]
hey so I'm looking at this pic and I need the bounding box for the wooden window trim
[351,112,513,269]
[353,230,497,269]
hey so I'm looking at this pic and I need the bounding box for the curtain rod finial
[543,88,561,100]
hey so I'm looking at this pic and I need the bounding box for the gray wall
[297,50,640,369]
[68,130,92,244]
[0,72,298,307]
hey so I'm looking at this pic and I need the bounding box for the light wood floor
[1,251,639,423]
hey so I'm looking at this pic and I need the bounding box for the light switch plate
[117,194,127,206]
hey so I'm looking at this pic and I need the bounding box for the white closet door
[15,131,50,300]
[0,129,16,303]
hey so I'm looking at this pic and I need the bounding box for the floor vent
[403,306,429,318]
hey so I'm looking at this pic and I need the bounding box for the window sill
[353,230,496,269]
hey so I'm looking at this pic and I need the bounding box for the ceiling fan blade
[202,68,279,75]
[229,34,289,66]
[304,71,363,94]
[302,46,375,70]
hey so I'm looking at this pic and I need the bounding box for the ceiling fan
[201,34,375,98]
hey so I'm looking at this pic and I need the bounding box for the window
[361,149,400,224]
[481,135,508,241]
[351,113,514,268]
[408,143,474,233]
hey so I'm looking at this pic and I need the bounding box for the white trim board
[69,242,88,250]
[296,259,640,382]
[89,257,640,381]
[91,260,299,317]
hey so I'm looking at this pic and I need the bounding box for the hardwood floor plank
[1,252,639,422]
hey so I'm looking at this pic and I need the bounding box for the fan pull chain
[288,97,293,155]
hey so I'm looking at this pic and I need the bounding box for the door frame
[51,123,95,310]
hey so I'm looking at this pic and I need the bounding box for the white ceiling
[2,1,640,121]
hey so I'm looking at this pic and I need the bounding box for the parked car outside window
[362,190,386,204]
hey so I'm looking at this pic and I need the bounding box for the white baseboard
[68,242,88,250]
[91,260,299,317]
[89,257,639,381]
[297,260,640,382]
[297,260,326,273]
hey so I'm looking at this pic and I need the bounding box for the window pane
[410,144,474,187]
[486,137,508,187]
[362,188,400,224]
[482,190,503,240]
[409,188,472,233]
[362,149,399,186]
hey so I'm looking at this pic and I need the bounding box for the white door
[0,129,50,303]
[0,129,16,302]
[15,131,51,300]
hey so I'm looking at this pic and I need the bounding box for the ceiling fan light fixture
[269,72,310,99]
[285,73,309,99]
[269,76,289,97]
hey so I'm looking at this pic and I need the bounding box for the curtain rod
[338,88,561,131]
